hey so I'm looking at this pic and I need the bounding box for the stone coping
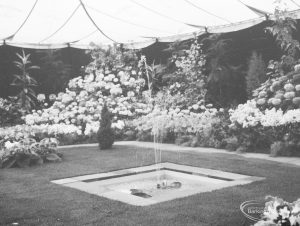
[58,141,300,167]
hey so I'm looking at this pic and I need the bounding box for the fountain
[51,66,264,205]
[52,105,264,205]
[127,118,183,198]
[51,104,264,205]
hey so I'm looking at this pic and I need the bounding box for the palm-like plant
[11,50,39,112]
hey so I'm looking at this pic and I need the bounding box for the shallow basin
[51,162,264,206]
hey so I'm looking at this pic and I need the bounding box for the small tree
[97,103,114,150]
[246,51,266,97]
[10,50,39,112]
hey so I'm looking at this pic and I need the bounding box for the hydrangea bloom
[132,105,219,136]
[22,57,150,137]
[229,100,300,128]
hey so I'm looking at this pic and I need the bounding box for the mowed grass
[0,144,300,226]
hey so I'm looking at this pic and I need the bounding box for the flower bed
[253,64,300,111]
[131,103,231,148]
[0,138,62,168]
[229,100,300,156]
[22,47,151,139]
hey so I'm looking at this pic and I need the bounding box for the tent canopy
[1,0,300,49]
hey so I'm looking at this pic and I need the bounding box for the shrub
[0,97,24,127]
[97,103,114,150]
[270,141,286,157]
[0,138,62,168]
[224,136,239,151]
[246,51,267,97]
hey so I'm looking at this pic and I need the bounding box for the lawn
[0,144,299,226]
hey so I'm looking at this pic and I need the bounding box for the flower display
[0,137,62,168]
[228,98,300,155]
[0,123,83,145]
[253,196,300,226]
[229,100,300,128]
[252,63,300,110]
[132,105,219,136]
[229,100,264,128]
[166,39,207,107]
[21,47,151,138]
[49,94,56,101]
[37,93,46,102]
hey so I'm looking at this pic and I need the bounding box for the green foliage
[266,3,300,72]
[173,111,232,149]
[0,138,62,169]
[270,141,285,157]
[153,89,188,110]
[37,50,72,94]
[231,125,271,153]
[162,39,207,107]
[267,122,300,156]
[0,97,24,126]
[204,35,246,107]
[97,103,114,150]
[87,43,138,71]
[138,56,166,97]
[251,7,300,111]
[251,9,300,111]
[10,50,39,112]
[199,111,231,148]
[223,136,239,151]
[246,51,267,97]
[266,7,300,60]
[229,121,300,156]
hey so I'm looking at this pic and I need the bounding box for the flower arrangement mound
[21,47,150,141]
[253,196,300,226]
[229,100,300,128]
[132,97,229,148]
[24,72,147,136]
[229,100,300,155]
[253,64,300,111]
[0,124,82,143]
[0,138,62,168]
[228,63,300,156]
[0,39,299,157]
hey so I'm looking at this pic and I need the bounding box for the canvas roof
[0,0,299,49]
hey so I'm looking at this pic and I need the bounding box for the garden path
[58,141,300,167]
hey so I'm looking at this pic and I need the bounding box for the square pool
[51,162,264,206]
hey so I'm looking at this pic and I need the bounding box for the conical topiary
[97,103,114,150]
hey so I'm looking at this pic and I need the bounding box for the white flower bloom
[112,120,125,129]
[192,104,198,110]
[49,94,56,101]
[4,141,18,149]
[37,94,46,102]
[127,91,135,97]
